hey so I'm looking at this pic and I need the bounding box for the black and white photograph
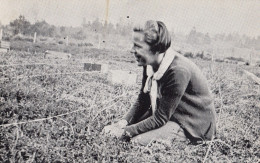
[0,0,259,162]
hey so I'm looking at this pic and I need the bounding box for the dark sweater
[123,53,216,142]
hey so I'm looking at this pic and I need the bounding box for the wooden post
[66,36,69,46]
[210,48,215,74]
[249,48,253,65]
[33,32,37,43]
[250,53,252,65]
[243,70,260,85]
[98,34,101,49]
[108,70,137,86]
[101,64,109,73]
[0,29,2,40]
[211,53,214,62]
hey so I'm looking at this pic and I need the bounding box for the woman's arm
[123,67,191,138]
[122,66,151,125]
[123,92,150,125]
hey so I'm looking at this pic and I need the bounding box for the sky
[0,0,259,37]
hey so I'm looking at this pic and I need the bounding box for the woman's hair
[133,20,171,54]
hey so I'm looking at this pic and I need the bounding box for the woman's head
[133,20,171,54]
[131,20,171,66]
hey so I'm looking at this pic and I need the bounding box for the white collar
[144,48,176,93]
[143,48,176,114]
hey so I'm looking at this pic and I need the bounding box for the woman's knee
[131,134,153,146]
[130,121,187,146]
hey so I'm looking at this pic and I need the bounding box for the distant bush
[215,59,224,62]
[10,39,86,54]
[12,35,33,42]
[50,42,58,46]
[256,60,260,67]
[195,52,204,59]
[2,37,11,41]
[78,42,93,47]
[184,52,194,58]
[225,56,245,62]
[176,50,183,54]
[58,41,64,44]
[69,42,76,46]
[39,38,48,41]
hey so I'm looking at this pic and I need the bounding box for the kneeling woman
[103,20,216,146]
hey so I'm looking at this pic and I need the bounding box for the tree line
[1,15,259,50]
[1,15,133,40]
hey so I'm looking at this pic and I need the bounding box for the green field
[0,48,259,162]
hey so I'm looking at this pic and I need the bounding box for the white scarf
[143,49,176,114]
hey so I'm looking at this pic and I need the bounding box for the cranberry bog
[0,49,259,162]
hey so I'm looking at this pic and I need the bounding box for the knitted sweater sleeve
[123,67,191,137]
[123,66,151,125]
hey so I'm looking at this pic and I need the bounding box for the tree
[9,15,31,35]
[170,28,175,41]
[187,27,198,44]
[82,17,87,27]
[60,26,66,34]
[91,18,103,33]
[225,33,234,42]
[106,22,115,34]
[47,25,56,37]
[204,33,211,44]
[214,33,225,41]
[30,20,54,37]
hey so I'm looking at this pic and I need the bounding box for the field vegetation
[0,46,259,162]
[0,15,259,162]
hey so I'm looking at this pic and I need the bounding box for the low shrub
[184,52,194,58]
[58,40,64,44]
[0,49,259,162]
[39,38,48,41]
[78,42,93,47]
[215,59,224,62]
[225,56,245,62]
[196,52,204,59]
[12,34,33,42]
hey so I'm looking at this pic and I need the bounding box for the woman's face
[130,32,157,66]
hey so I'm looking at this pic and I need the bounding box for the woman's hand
[115,119,128,129]
[103,124,124,138]
[103,119,128,138]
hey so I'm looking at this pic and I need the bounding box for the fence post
[33,32,37,43]
[210,48,215,74]
[211,52,214,62]
[0,29,2,40]
[66,36,69,46]
[250,53,252,65]
[249,48,254,65]
[98,34,101,49]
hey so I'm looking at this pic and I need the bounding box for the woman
[103,20,216,146]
